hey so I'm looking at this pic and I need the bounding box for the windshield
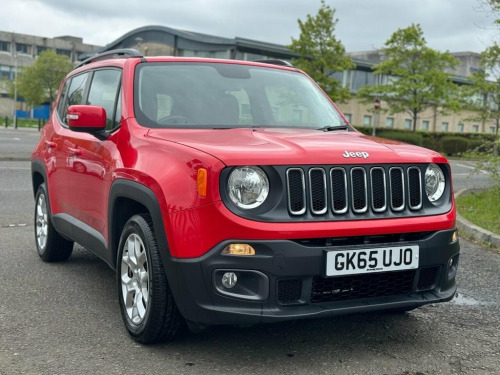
[134,62,347,129]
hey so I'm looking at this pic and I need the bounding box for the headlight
[425,163,445,202]
[228,166,269,209]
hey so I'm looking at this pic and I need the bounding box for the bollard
[38,118,41,131]
[4,116,7,128]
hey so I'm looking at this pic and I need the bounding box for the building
[340,50,495,135]
[0,31,101,118]
[1,26,495,134]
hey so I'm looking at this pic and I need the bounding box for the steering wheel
[157,115,195,125]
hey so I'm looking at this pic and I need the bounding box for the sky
[1,0,498,53]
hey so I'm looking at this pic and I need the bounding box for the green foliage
[289,0,354,103]
[441,136,469,155]
[352,126,497,154]
[17,50,73,108]
[456,186,500,235]
[377,131,423,146]
[463,44,500,148]
[0,77,15,98]
[357,24,460,131]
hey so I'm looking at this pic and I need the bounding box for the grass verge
[456,187,500,235]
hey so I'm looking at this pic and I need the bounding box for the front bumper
[165,229,459,325]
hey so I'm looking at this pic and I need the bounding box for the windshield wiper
[318,125,349,132]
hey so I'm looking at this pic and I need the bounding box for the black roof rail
[253,59,294,68]
[75,48,143,69]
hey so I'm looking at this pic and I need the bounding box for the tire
[34,183,73,262]
[117,214,183,344]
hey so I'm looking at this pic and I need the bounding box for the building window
[0,65,11,79]
[457,123,464,132]
[363,115,372,126]
[344,113,352,123]
[489,126,496,134]
[404,119,412,129]
[56,49,71,58]
[441,122,449,132]
[37,46,49,55]
[472,125,479,133]
[0,41,10,52]
[386,117,394,128]
[421,120,429,131]
[16,43,31,54]
[350,70,376,91]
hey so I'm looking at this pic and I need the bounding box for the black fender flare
[108,179,172,271]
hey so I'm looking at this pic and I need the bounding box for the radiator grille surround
[286,165,429,219]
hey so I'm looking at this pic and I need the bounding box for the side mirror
[67,105,107,136]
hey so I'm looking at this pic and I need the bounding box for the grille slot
[370,167,386,212]
[309,168,327,214]
[389,167,405,211]
[286,165,424,217]
[330,168,348,214]
[277,279,303,304]
[311,271,415,303]
[408,167,422,210]
[351,167,368,213]
[417,266,439,290]
[287,168,306,215]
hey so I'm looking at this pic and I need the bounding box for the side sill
[52,213,112,268]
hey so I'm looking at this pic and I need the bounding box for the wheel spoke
[127,237,138,267]
[120,232,149,325]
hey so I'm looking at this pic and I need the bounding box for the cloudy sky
[1,0,498,53]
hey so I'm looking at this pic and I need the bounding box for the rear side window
[87,69,122,130]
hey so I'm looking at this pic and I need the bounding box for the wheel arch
[31,159,47,199]
[108,179,171,272]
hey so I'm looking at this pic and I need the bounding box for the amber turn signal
[222,244,256,256]
[197,168,207,197]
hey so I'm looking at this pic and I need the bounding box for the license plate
[326,245,419,276]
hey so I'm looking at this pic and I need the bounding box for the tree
[17,50,73,109]
[288,0,354,103]
[464,45,500,154]
[357,24,460,131]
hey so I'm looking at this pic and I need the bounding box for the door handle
[45,141,57,149]
[68,147,82,156]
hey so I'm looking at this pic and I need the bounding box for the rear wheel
[117,214,183,344]
[34,183,73,262]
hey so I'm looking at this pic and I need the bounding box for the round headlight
[425,163,446,202]
[228,166,269,209]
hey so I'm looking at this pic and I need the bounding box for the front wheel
[34,183,73,262]
[117,214,183,344]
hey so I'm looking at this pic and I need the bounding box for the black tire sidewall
[116,215,159,339]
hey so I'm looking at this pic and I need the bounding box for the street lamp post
[13,52,18,129]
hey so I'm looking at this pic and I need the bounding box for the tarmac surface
[0,126,499,374]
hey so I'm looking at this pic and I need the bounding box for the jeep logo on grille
[343,150,370,159]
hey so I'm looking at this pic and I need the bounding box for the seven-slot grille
[286,165,422,216]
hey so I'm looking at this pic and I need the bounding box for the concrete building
[1,26,495,135]
[0,31,100,118]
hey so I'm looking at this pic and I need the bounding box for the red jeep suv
[31,49,460,344]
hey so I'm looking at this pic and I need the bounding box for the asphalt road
[0,128,499,374]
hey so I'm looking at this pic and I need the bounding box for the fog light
[222,244,255,256]
[452,230,459,243]
[222,272,238,289]
[447,255,459,281]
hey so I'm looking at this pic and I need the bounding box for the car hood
[146,127,447,166]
